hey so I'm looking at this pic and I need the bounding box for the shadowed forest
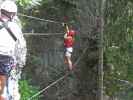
[4,0,132,100]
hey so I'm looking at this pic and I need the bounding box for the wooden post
[98,0,106,100]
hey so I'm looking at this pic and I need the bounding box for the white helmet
[1,0,17,13]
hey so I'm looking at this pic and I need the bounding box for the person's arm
[65,24,71,38]
[64,33,67,39]
[65,24,69,33]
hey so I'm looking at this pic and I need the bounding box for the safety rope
[28,47,88,100]
[24,33,64,36]
[18,13,95,28]
[18,13,65,24]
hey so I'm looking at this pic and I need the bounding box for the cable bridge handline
[18,13,95,28]
[21,12,92,100]
[18,13,65,24]
[24,33,64,36]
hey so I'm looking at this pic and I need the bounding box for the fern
[19,80,40,100]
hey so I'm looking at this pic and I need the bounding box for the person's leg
[64,47,74,71]
[0,96,5,100]
[0,75,7,100]
[64,56,68,64]
[0,55,14,100]
[67,56,73,70]
[65,51,73,71]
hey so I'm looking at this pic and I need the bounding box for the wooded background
[0,0,132,100]
[19,0,100,100]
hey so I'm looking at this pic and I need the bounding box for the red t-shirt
[64,36,74,47]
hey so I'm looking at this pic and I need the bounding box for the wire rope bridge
[18,0,105,99]
[24,31,89,99]
[19,13,92,100]
[27,47,88,100]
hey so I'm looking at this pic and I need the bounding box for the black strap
[0,18,17,41]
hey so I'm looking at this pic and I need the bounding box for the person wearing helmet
[0,0,27,99]
[0,0,17,21]
[64,24,76,71]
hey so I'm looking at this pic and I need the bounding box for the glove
[62,23,67,27]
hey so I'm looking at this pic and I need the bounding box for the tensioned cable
[18,13,65,24]
[22,7,97,99]
[24,33,64,36]
[18,13,95,28]
[28,46,88,100]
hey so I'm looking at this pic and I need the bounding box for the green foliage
[18,0,79,33]
[19,80,40,100]
[104,0,133,98]
[127,89,133,100]
[16,0,50,9]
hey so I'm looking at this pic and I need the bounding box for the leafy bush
[19,80,40,100]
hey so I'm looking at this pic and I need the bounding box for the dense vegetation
[17,0,100,100]
[16,0,133,100]
[104,0,133,99]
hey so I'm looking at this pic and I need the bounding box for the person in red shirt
[64,24,76,71]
